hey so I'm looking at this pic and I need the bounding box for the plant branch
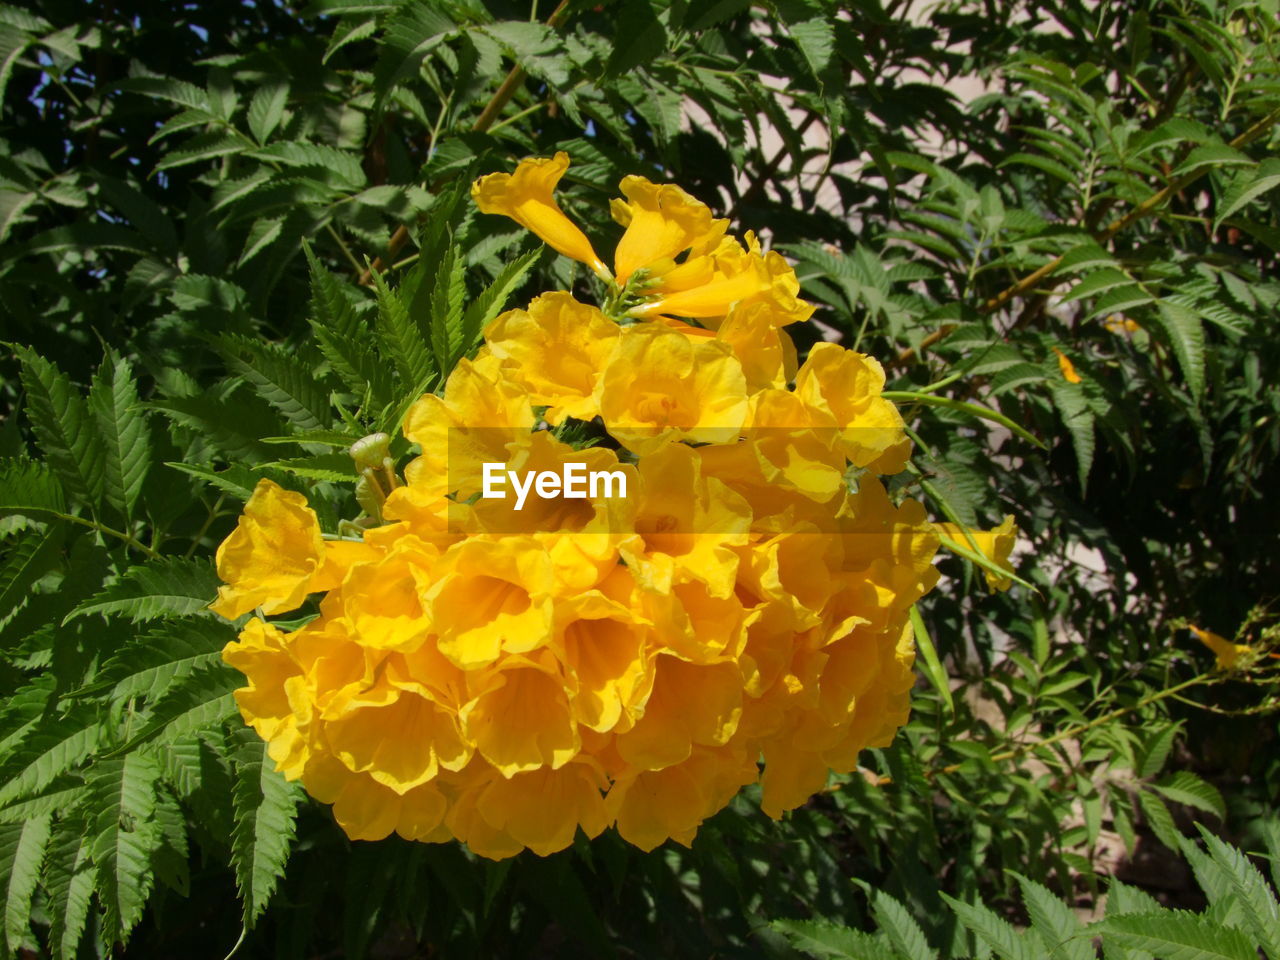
[357,0,571,286]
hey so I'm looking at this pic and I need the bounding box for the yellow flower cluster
[215,154,943,859]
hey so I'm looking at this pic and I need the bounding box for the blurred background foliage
[1,0,1278,956]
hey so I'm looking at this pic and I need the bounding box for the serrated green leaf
[770,917,887,959]
[460,246,540,359]
[12,346,104,508]
[941,893,1038,960]
[1138,790,1182,851]
[43,826,94,960]
[232,740,303,926]
[111,665,240,755]
[371,268,435,391]
[1215,158,1280,229]
[372,3,456,108]
[218,335,331,432]
[88,351,150,523]
[1153,772,1225,819]
[247,82,288,144]
[85,753,162,946]
[2,812,51,955]
[162,462,260,501]
[1010,872,1091,960]
[65,557,219,624]
[259,453,354,482]
[1152,300,1206,400]
[0,523,64,623]
[91,618,233,700]
[1138,724,1180,778]
[154,132,247,171]
[1195,829,1280,958]
[872,889,936,960]
[1098,911,1257,960]
[428,243,466,378]
[1171,143,1253,178]
[304,246,392,405]
[0,780,86,824]
[0,713,101,807]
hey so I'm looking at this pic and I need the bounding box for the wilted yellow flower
[1052,346,1082,383]
[936,515,1019,591]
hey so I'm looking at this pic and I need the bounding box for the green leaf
[111,664,240,755]
[770,918,888,959]
[0,713,101,807]
[0,459,66,520]
[372,3,456,107]
[304,246,391,405]
[371,269,436,392]
[259,453,354,482]
[92,618,233,701]
[88,351,150,523]
[1195,829,1280,958]
[1,813,52,955]
[1151,300,1206,400]
[1138,724,1180,778]
[788,17,835,81]
[429,243,467,377]
[1153,772,1225,819]
[1061,268,1133,303]
[1098,911,1258,960]
[1214,158,1280,229]
[154,132,247,171]
[606,0,669,78]
[1010,872,1091,960]
[12,346,105,508]
[872,889,936,960]
[162,462,261,501]
[43,827,94,960]
[231,740,303,926]
[459,246,540,358]
[910,605,954,718]
[218,335,332,432]
[65,557,219,625]
[941,893,1038,960]
[247,81,288,144]
[0,523,65,623]
[0,780,86,824]
[1138,790,1182,851]
[85,753,162,946]
[1171,143,1253,178]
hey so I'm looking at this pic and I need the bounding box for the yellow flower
[470,151,610,279]
[793,343,911,473]
[596,322,748,455]
[1188,624,1252,671]
[210,479,325,619]
[936,515,1019,591]
[619,441,750,599]
[482,292,619,424]
[424,536,556,669]
[474,155,810,323]
[1052,346,1082,383]
[460,650,580,777]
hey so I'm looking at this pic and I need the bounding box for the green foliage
[776,834,1280,960]
[0,0,1278,956]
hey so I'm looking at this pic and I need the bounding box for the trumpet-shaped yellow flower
[211,479,325,619]
[471,151,610,278]
[483,293,619,424]
[597,322,748,454]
